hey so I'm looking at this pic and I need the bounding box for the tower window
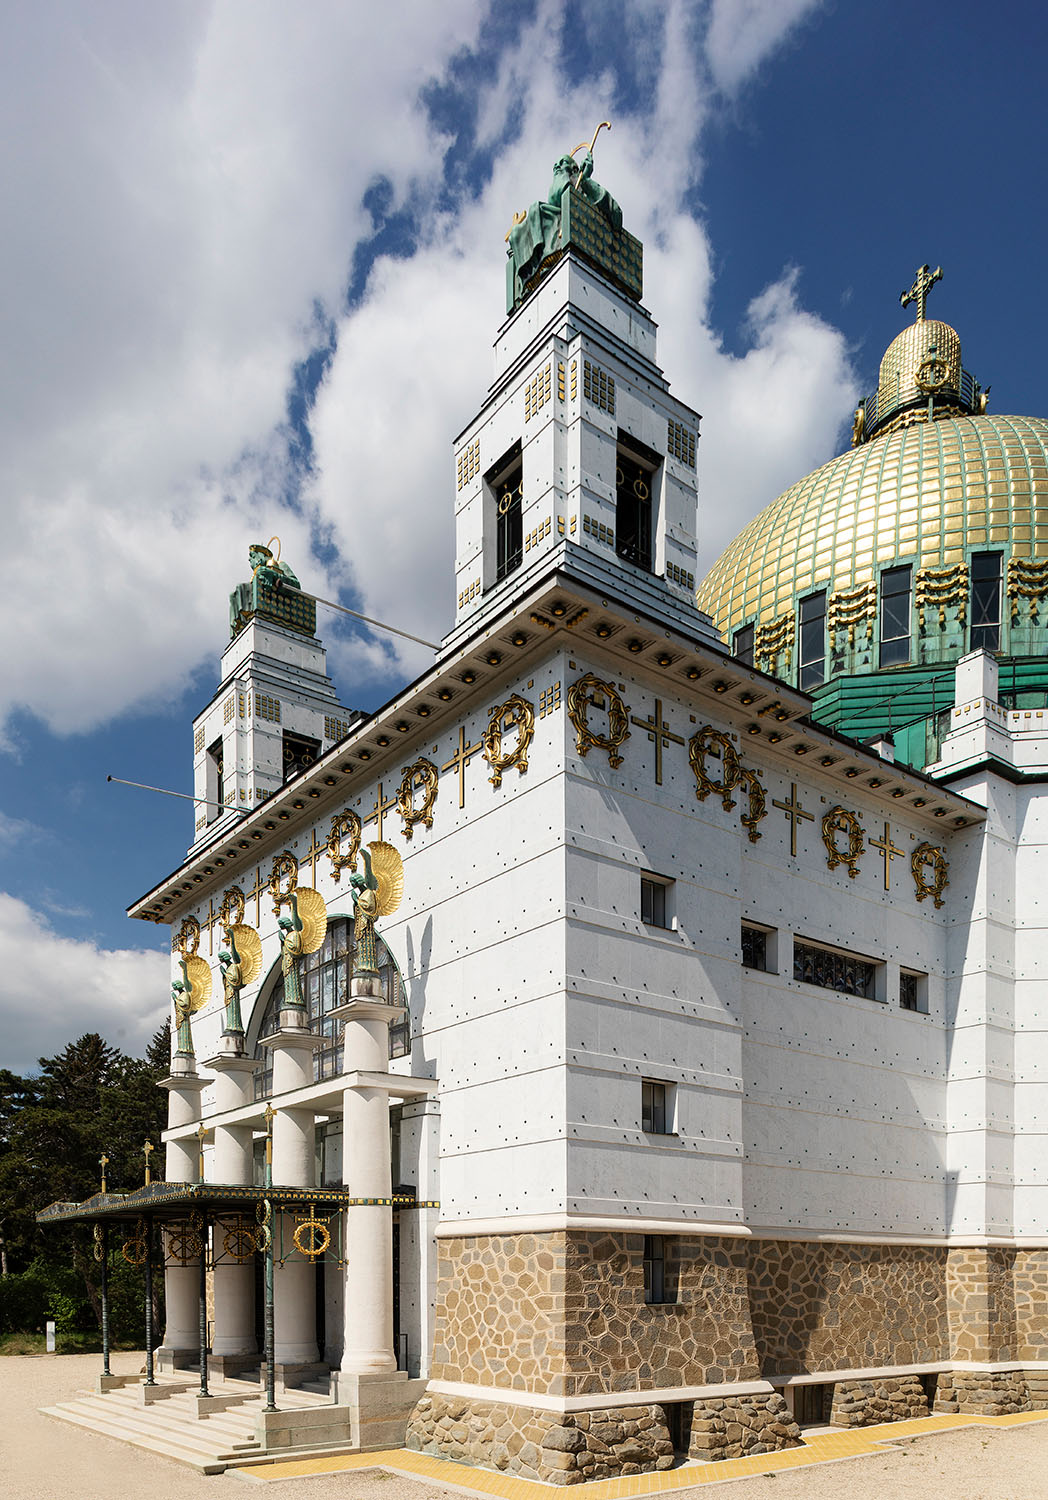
[880,565,912,667]
[487,443,523,584]
[733,624,754,665]
[797,590,826,690]
[282,730,320,783]
[643,1236,676,1304]
[616,433,660,573]
[206,737,224,822]
[641,1079,673,1134]
[970,552,1002,652]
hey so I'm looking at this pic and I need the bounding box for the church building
[39,151,1048,1480]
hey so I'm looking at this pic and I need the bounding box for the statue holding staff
[349,841,404,980]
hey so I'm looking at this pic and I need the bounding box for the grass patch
[0,1329,142,1357]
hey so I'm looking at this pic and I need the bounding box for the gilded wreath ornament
[397,758,439,839]
[822,805,865,879]
[688,727,741,811]
[482,693,536,787]
[912,842,949,908]
[173,915,200,958]
[269,850,299,914]
[122,1218,149,1267]
[328,808,362,883]
[736,766,768,844]
[566,673,630,768]
[219,886,246,930]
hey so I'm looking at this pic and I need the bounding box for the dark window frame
[879,564,912,667]
[733,624,754,665]
[615,432,661,574]
[641,1079,671,1135]
[742,924,770,972]
[793,938,878,1000]
[798,590,827,690]
[641,875,670,929]
[206,736,224,822]
[282,729,321,784]
[487,442,523,585]
[970,551,1003,653]
[643,1235,676,1305]
[900,970,928,1014]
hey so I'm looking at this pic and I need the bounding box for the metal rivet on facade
[747,725,761,736]
[845,769,859,778]
[820,756,834,767]
[627,640,644,653]
[395,722,409,733]
[485,653,502,666]
[278,811,291,821]
[686,667,701,680]
[551,602,568,616]
[913,797,926,806]
[656,653,673,666]
[324,776,337,786]
[768,732,782,743]
[438,688,453,701]
[376,736,390,747]
[512,633,527,647]
[596,624,613,638]
[462,671,477,684]
[418,705,432,716]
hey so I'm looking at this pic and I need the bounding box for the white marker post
[45,1320,55,1353]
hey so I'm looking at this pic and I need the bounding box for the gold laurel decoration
[688,727,741,811]
[328,809,362,884]
[368,841,404,918]
[269,850,299,914]
[396,758,439,840]
[293,1207,331,1258]
[828,582,877,646]
[165,1222,202,1264]
[912,842,949,908]
[1007,557,1048,621]
[122,1219,149,1266]
[736,767,768,844]
[219,886,246,930]
[753,613,794,675]
[822,805,865,879]
[482,694,536,788]
[173,916,200,958]
[255,1197,272,1225]
[222,1221,257,1262]
[295,887,328,957]
[92,1223,104,1262]
[254,1222,271,1253]
[183,955,212,1012]
[915,356,948,392]
[916,563,969,629]
[229,924,262,986]
[566,673,631,768]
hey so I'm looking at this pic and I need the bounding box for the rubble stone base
[934,1370,1030,1416]
[406,1394,675,1483]
[830,1374,930,1426]
[687,1392,802,1461]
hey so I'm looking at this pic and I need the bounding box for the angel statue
[276,887,328,1011]
[172,954,211,1056]
[349,841,404,979]
[218,922,262,1036]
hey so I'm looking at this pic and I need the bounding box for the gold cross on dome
[441,725,483,809]
[629,699,684,786]
[772,783,815,857]
[900,263,942,322]
[869,821,905,891]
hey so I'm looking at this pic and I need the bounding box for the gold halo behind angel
[218,923,263,1037]
[172,953,211,1056]
[350,841,403,980]
[277,886,328,1011]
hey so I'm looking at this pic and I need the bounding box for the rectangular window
[970,551,1002,652]
[798,590,826,690]
[616,433,660,573]
[733,624,754,665]
[206,737,224,823]
[900,970,928,1013]
[641,1079,671,1134]
[643,1236,676,1304]
[879,564,912,667]
[488,443,523,584]
[282,730,320,783]
[742,924,770,971]
[793,938,877,999]
[641,876,670,928]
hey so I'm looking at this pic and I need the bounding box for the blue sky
[3,0,1047,1070]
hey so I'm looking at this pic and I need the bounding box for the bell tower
[444,136,719,653]
[189,544,359,849]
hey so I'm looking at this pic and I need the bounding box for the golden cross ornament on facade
[630,698,684,786]
[772,783,815,857]
[869,821,906,890]
[143,1139,154,1185]
[196,1123,211,1182]
[900,263,942,322]
[441,725,483,809]
[99,1153,109,1194]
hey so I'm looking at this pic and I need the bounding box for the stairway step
[41,1404,229,1474]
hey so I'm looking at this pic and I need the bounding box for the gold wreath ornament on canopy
[368,841,404,918]
[295,887,329,956]
[182,955,212,1012]
[228,923,263,985]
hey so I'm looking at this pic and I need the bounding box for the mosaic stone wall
[747,1240,950,1373]
[431,1231,762,1397]
[945,1248,1016,1361]
[830,1374,930,1426]
[1014,1250,1048,1360]
[935,1370,1028,1416]
[406,1394,675,1483]
[687,1393,801,1460]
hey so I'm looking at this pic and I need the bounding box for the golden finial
[99,1153,109,1195]
[143,1140,154,1185]
[900,263,943,322]
[264,1105,276,1170]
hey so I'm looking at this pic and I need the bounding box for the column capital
[258,1025,324,1053]
[202,1053,259,1075]
[330,998,404,1025]
[159,1074,208,1093]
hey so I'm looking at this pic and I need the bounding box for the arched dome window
[252,913,407,1099]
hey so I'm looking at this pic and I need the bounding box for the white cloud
[3,0,853,734]
[0,893,169,1073]
[705,0,824,95]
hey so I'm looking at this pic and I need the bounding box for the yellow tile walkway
[235,1409,1048,1494]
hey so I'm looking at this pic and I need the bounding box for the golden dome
[878,318,962,411]
[696,413,1048,643]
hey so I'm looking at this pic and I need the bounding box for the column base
[209,1353,260,1381]
[274,1361,330,1392]
[330,1371,429,1450]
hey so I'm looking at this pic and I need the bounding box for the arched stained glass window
[253,914,408,1098]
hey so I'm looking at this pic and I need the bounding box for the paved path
[9,1353,1048,1500]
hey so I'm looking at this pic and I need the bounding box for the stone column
[157,1064,206,1372]
[261,1011,322,1375]
[335,978,401,1376]
[203,1048,259,1372]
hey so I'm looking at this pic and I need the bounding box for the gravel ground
[6,1352,1048,1500]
